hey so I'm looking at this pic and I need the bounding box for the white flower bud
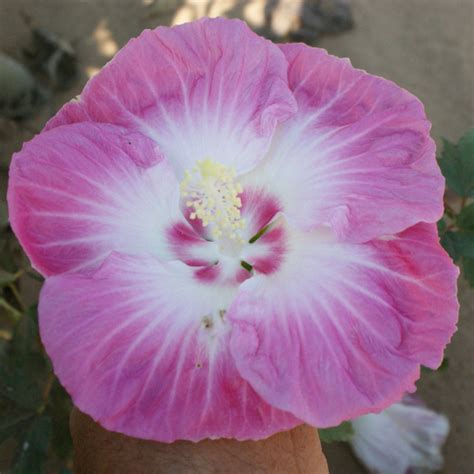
[350,395,449,474]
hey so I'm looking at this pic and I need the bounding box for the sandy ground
[0,0,473,472]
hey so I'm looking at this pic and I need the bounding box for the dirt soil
[0,1,473,473]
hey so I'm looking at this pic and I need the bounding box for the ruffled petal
[248,44,443,242]
[46,18,297,176]
[39,253,300,442]
[8,122,214,276]
[229,223,458,427]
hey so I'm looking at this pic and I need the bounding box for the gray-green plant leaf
[0,410,34,444]
[462,257,474,287]
[319,421,354,443]
[440,230,474,261]
[457,203,474,230]
[0,202,8,230]
[12,415,52,474]
[439,129,474,197]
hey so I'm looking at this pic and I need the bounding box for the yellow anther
[180,159,245,242]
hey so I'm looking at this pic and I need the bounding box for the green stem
[8,281,25,312]
[0,297,22,322]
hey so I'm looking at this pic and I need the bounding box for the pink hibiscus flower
[7,18,459,442]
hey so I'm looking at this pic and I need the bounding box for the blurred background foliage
[0,0,473,472]
[0,239,72,472]
[438,129,474,286]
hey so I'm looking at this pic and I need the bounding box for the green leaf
[0,297,22,321]
[0,233,21,273]
[462,257,474,287]
[12,415,52,474]
[47,381,72,461]
[319,421,354,443]
[440,231,460,260]
[0,307,48,411]
[458,129,474,191]
[438,130,474,197]
[453,231,474,259]
[25,304,39,323]
[0,202,8,230]
[437,218,447,234]
[438,356,450,371]
[0,410,34,444]
[0,269,20,287]
[11,307,41,358]
[441,230,474,261]
[0,362,44,411]
[457,203,474,230]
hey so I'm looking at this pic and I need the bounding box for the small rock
[0,54,46,120]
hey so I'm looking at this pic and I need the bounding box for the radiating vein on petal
[8,122,215,276]
[229,223,458,427]
[39,252,300,441]
[246,44,443,242]
[45,18,297,177]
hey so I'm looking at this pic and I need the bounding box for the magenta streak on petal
[182,205,211,240]
[243,225,287,275]
[239,187,281,240]
[166,222,217,267]
[235,267,251,284]
[194,262,252,286]
[194,264,220,283]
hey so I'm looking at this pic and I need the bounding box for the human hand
[70,407,328,474]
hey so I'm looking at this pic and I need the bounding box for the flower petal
[241,219,287,275]
[239,186,282,240]
[46,18,297,176]
[8,122,213,276]
[248,44,443,242]
[39,252,300,441]
[229,223,458,427]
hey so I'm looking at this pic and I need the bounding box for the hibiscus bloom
[350,394,449,474]
[8,18,458,442]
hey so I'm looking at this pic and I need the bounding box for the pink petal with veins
[244,43,443,242]
[39,253,301,441]
[8,123,193,276]
[46,18,296,177]
[229,223,458,427]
